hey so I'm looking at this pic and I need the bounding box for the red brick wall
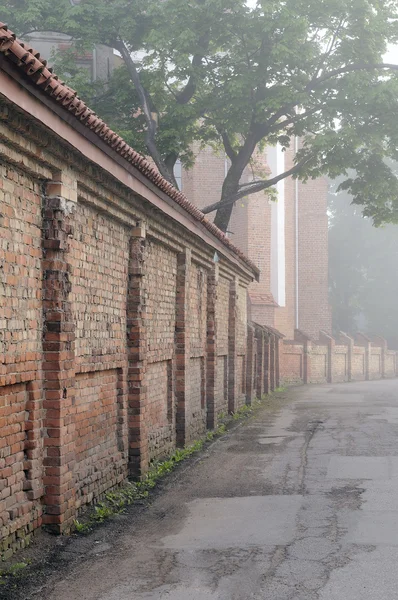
[182,143,225,213]
[145,241,177,461]
[370,349,382,380]
[386,352,396,377]
[182,145,331,340]
[236,283,248,408]
[333,345,349,382]
[71,202,129,365]
[74,369,125,508]
[309,345,328,383]
[352,348,366,380]
[215,276,230,416]
[188,263,207,441]
[281,342,304,385]
[274,147,296,338]
[297,176,331,338]
[0,163,44,558]
[0,99,256,554]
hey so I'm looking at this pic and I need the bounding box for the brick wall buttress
[127,224,148,476]
[228,278,238,413]
[175,249,191,447]
[42,176,77,534]
[206,265,218,428]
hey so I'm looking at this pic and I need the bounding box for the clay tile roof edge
[0,22,259,276]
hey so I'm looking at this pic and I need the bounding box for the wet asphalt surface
[11,379,398,599]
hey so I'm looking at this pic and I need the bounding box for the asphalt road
[22,380,398,599]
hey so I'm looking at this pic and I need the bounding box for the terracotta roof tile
[0,22,259,277]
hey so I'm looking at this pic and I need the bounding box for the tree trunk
[213,134,258,232]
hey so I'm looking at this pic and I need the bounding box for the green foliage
[329,178,398,346]
[3,0,398,227]
[72,438,209,533]
[0,561,30,585]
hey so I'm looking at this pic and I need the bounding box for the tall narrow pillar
[256,327,264,399]
[127,223,149,476]
[275,335,281,389]
[228,278,238,413]
[372,335,387,378]
[270,334,276,391]
[42,172,77,533]
[207,265,218,429]
[175,249,191,446]
[246,324,255,405]
[339,332,354,381]
[320,330,335,384]
[263,332,270,395]
[355,333,371,381]
[295,330,312,384]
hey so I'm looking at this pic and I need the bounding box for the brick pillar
[320,330,335,383]
[270,334,276,391]
[228,278,238,413]
[372,335,387,378]
[339,331,353,381]
[255,327,264,400]
[127,223,149,477]
[275,336,281,389]
[42,174,77,534]
[295,330,312,384]
[207,265,218,429]
[175,249,191,446]
[263,332,270,395]
[246,324,255,406]
[356,333,371,381]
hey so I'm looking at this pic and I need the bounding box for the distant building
[180,144,331,340]
[25,31,121,83]
[25,33,331,339]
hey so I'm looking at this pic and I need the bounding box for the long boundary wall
[280,330,397,387]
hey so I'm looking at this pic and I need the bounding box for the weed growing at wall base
[73,393,284,534]
[73,428,225,534]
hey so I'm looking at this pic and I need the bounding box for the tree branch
[202,156,313,214]
[164,151,179,174]
[312,18,346,81]
[307,63,398,90]
[115,40,178,187]
[174,26,210,105]
[219,130,237,162]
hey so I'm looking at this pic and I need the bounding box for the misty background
[328,179,398,348]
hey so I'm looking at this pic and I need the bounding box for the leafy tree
[329,180,398,348]
[2,0,398,232]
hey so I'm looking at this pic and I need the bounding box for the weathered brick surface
[0,161,45,553]
[309,346,328,384]
[215,276,230,417]
[385,352,396,377]
[333,346,349,383]
[71,202,129,364]
[235,283,248,409]
[281,342,304,385]
[146,241,177,363]
[370,350,382,379]
[145,241,178,458]
[183,145,331,340]
[0,98,255,555]
[187,264,207,440]
[74,370,126,509]
[352,348,366,380]
[146,361,174,462]
[2,59,397,559]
